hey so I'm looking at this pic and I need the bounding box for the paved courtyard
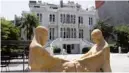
[55,53,129,72]
[1,53,129,72]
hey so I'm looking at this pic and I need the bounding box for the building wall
[28,1,96,54]
[96,1,129,25]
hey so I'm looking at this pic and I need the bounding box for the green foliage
[94,21,114,41]
[21,13,39,40]
[94,21,129,52]
[82,47,91,54]
[1,13,39,57]
[53,46,61,53]
[109,44,118,53]
[1,18,20,40]
[114,25,129,49]
[1,18,21,57]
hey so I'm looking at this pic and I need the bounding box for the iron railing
[1,40,31,72]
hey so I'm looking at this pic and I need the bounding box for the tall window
[89,17,93,25]
[78,16,80,24]
[71,28,73,38]
[78,16,83,24]
[71,15,73,24]
[34,6,40,8]
[63,28,66,38]
[49,28,52,40]
[37,13,39,20]
[49,14,52,22]
[61,14,76,24]
[49,14,55,22]
[53,14,55,22]
[63,14,65,23]
[73,15,76,24]
[81,16,83,24]
[68,14,70,23]
[49,28,54,40]
[74,28,76,38]
[37,13,42,22]
[66,14,70,23]
[60,14,63,23]
[79,29,83,39]
[52,28,54,39]
[40,13,42,22]
[67,28,70,38]
[60,28,63,38]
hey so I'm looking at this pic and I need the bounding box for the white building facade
[28,0,97,54]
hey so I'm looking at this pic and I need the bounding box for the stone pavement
[1,53,129,72]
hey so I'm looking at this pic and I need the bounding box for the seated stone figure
[64,29,112,72]
[29,26,112,72]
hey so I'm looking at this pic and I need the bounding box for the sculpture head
[34,26,48,46]
[91,29,104,44]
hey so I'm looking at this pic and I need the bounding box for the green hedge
[1,47,24,59]
[53,46,61,53]
[109,44,129,53]
[82,47,91,54]
[121,48,129,53]
[110,45,118,53]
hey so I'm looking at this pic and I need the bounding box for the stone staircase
[82,39,94,47]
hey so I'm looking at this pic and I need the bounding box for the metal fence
[1,40,31,72]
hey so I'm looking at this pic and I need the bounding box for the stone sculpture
[29,26,112,72]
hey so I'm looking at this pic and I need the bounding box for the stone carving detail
[29,26,112,72]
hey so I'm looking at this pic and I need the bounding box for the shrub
[110,44,129,53]
[53,46,61,54]
[82,47,91,54]
[110,45,118,53]
[121,48,129,53]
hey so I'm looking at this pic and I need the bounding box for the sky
[0,0,95,20]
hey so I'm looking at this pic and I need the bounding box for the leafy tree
[20,13,39,40]
[94,21,114,41]
[1,18,20,56]
[1,18,20,40]
[114,25,129,50]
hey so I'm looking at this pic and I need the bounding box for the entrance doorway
[63,44,71,54]
[63,44,80,54]
[67,45,71,54]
